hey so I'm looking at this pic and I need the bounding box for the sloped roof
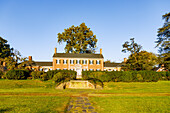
[53,53,104,58]
[104,62,125,67]
[33,62,52,66]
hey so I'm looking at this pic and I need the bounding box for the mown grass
[0,96,69,113]
[91,96,170,113]
[100,81,170,93]
[0,80,169,94]
[0,80,169,113]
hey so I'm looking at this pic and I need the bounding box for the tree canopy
[124,51,158,71]
[57,23,98,53]
[0,37,13,58]
[0,37,33,71]
[122,38,142,54]
[122,38,158,71]
[156,12,170,70]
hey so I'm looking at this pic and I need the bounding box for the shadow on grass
[0,107,13,112]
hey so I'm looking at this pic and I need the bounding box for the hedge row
[30,70,77,82]
[5,69,30,80]
[82,71,170,82]
[52,71,76,85]
[0,71,3,79]
[46,70,77,80]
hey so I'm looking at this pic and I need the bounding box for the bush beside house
[5,69,30,80]
[82,71,170,82]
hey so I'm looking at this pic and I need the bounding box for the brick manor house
[30,48,126,75]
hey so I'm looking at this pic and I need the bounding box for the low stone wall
[55,80,96,89]
[68,80,95,89]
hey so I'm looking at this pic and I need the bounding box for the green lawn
[99,81,170,93]
[91,96,170,113]
[0,79,169,113]
[0,80,169,94]
[0,96,69,113]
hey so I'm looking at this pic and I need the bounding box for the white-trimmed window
[89,60,94,64]
[63,60,67,64]
[56,68,60,70]
[108,69,112,71]
[70,69,74,71]
[63,68,67,70]
[76,60,80,64]
[70,60,74,64]
[83,69,87,71]
[96,60,100,65]
[82,60,87,64]
[56,59,60,64]
[89,69,94,71]
[96,69,101,71]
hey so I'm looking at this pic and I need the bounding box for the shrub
[157,72,167,80]
[52,70,76,84]
[31,71,44,79]
[120,71,133,82]
[30,71,48,81]
[5,69,30,80]
[46,70,77,80]
[166,71,170,80]
[82,71,163,82]
[136,74,143,81]
[0,71,3,79]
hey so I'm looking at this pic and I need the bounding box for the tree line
[121,12,170,71]
[0,12,169,72]
[0,37,33,71]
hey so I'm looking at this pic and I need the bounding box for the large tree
[156,12,170,70]
[122,38,142,65]
[124,51,158,71]
[57,23,98,53]
[0,37,13,58]
[122,38,158,70]
[0,37,33,70]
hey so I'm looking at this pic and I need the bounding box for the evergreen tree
[0,37,33,70]
[0,37,13,58]
[57,23,98,53]
[156,12,170,70]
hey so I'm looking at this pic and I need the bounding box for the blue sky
[0,0,169,62]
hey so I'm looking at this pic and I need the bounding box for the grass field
[0,96,69,113]
[0,79,169,113]
[91,96,170,113]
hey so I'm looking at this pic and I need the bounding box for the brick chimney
[124,58,127,63]
[28,56,32,61]
[100,48,102,54]
[55,48,57,53]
